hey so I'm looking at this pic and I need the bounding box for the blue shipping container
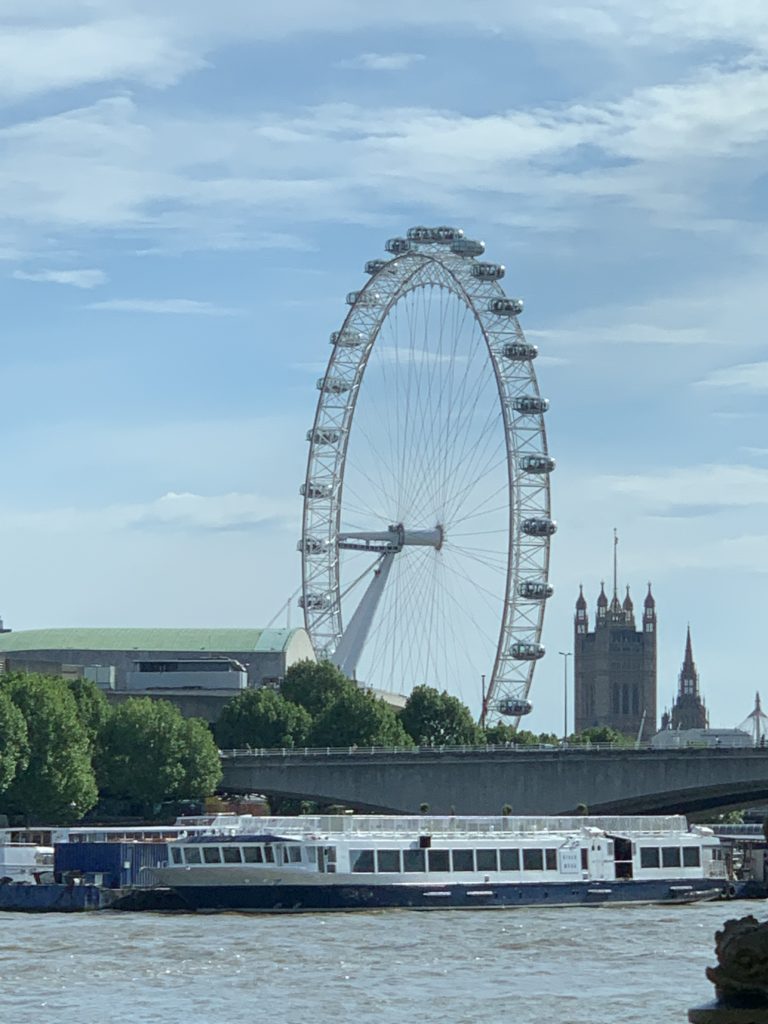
[54,842,167,888]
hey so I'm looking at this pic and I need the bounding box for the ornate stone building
[574,581,657,740]
[661,626,708,731]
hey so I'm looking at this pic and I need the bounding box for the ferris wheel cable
[449,482,510,530]
[437,551,508,610]
[442,460,514,532]
[444,437,509,528]
[440,371,504,516]
[433,562,500,649]
[445,544,511,577]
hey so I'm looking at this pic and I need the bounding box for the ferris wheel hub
[338,523,444,554]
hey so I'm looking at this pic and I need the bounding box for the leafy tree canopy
[400,685,483,746]
[179,717,223,799]
[569,726,629,746]
[216,688,311,750]
[281,660,354,718]
[66,678,110,753]
[96,698,219,811]
[310,688,413,748]
[0,673,98,822]
[0,690,28,794]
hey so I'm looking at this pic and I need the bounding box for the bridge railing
[219,742,648,758]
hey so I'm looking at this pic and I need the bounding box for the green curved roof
[0,628,306,654]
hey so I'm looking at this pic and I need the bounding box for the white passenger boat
[153,814,732,912]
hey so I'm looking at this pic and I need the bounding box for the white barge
[153,814,732,912]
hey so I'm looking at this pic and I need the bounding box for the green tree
[281,660,354,718]
[0,690,28,794]
[96,698,218,812]
[216,689,311,749]
[400,685,484,746]
[484,722,517,744]
[66,678,110,753]
[0,673,98,822]
[570,726,628,746]
[179,717,223,799]
[310,688,413,748]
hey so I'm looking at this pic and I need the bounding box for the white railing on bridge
[219,742,647,758]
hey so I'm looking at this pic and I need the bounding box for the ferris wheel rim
[299,232,553,720]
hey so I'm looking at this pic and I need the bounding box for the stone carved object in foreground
[689,916,768,1023]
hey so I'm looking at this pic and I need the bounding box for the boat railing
[208,813,690,838]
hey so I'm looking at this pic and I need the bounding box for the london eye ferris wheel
[299,226,555,724]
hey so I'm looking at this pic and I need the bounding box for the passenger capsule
[450,238,485,257]
[521,517,557,538]
[489,297,524,316]
[385,237,412,255]
[298,592,329,611]
[510,642,546,661]
[513,396,549,415]
[300,482,332,499]
[520,455,556,474]
[364,259,388,275]
[517,580,554,600]
[330,329,365,347]
[346,290,380,307]
[316,376,352,394]
[307,428,342,446]
[471,262,505,281]
[499,698,533,717]
[502,342,538,361]
[297,536,327,555]
[406,225,464,243]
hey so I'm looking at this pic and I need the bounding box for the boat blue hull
[170,877,732,913]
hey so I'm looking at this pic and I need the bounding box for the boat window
[403,849,426,872]
[376,849,401,873]
[350,849,375,873]
[682,846,701,867]
[712,848,724,861]
[170,847,183,865]
[500,848,520,871]
[476,849,498,872]
[287,846,302,864]
[184,847,202,864]
[523,849,544,871]
[243,846,263,863]
[428,849,450,871]
[545,849,558,871]
[580,849,588,871]
[451,849,474,871]
[640,847,660,868]
[222,846,242,864]
[662,847,681,868]
[203,847,222,864]
[264,846,275,863]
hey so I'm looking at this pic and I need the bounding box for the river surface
[0,902,754,1023]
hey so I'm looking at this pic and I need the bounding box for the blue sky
[3,1,768,732]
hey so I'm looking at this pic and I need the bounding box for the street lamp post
[558,651,572,742]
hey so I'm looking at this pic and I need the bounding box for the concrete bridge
[220,746,768,817]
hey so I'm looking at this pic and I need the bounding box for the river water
[0,902,755,1024]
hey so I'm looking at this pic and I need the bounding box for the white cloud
[599,463,768,510]
[697,361,768,391]
[0,19,202,100]
[13,268,107,288]
[336,52,424,72]
[86,298,241,315]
